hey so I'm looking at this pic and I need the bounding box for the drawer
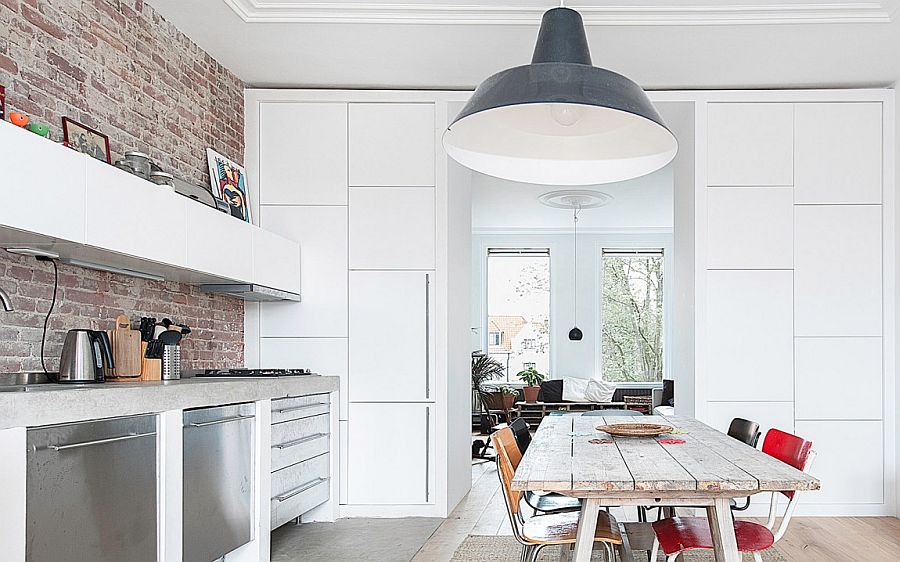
[271,394,330,424]
[271,414,330,472]
[270,476,329,530]
[272,452,329,499]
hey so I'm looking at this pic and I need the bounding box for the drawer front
[271,414,330,472]
[271,452,330,499]
[270,477,330,530]
[271,394,330,424]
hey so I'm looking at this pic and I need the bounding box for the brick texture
[0,0,246,371]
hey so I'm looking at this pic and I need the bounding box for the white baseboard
[338,504,445,518]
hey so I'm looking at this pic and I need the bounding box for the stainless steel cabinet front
[26,415,158,562]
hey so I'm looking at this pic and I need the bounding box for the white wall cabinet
[348,271,431,402]
[705,270,794,402]
[707,103,793,187]
[706,187,793,269]
[794,205,882,337]
[186,203,254,282]
[346,403,431,505]
[794,103,882,204]
[349,187,435,270]
[252,226,301,294]
[258,102,348,205]
[348,103,435,187]
[795,337,882,420]
[259,206,347,337]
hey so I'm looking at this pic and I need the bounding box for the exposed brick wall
[0,0,247,371]
[0,0,245,188]
[0,253,244,372]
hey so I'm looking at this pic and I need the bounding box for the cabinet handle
[425,406,430,502]
[275,477,328,502]
[273,433,329,450]
[49,431,156,452]
[425,273,430,400]
[189,414,254,428]
[274,403,328,415]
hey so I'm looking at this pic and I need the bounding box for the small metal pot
[123,151,152,178]
[149,171,176,190]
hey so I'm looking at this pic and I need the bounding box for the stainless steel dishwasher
[183,403,255,562]
[26,415,158,562]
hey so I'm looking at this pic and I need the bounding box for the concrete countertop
[0,376,339,430]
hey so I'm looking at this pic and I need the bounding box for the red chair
[650,428,816,562]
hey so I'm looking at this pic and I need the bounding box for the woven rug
[451,536,787,561]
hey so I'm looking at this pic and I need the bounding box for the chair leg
[650,537,660,562]
[753,552,763,562]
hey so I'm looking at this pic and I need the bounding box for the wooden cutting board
[108,314,142,379]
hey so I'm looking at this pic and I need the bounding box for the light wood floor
[413,461,900,562]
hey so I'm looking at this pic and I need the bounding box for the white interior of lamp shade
[443,103,678,185]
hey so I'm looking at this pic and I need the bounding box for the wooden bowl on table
[596,423,674,438]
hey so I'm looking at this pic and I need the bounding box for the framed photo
[62,117,111,163]
[206,148,251,223]
[0,85,5,120]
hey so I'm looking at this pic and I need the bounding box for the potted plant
[517,367,545,402]
[487,384,519,411]
[472,354,505,416]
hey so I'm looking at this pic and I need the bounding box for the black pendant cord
[38,257,58,375]
[573,207,578,325]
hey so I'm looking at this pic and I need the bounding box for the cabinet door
[185,204,253,281]
[349,187,435,270]
[0,121,86,243]
[259,102,348,205]
[252,227,301,293]
[707,187,793,269]
[794,205,882,336]
[85,159,188,267]
[707,103,793,187]
[795,420,883,504]
[794,103,882,204]
[348,103,435,187]
[260,206,347,337]
[795,337,882,420]
[349,271,431,402]
[346,403,431,505]
[261,337,348,420]
[706,270,794,402]
[703,401,794,441]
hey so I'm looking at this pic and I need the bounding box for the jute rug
[451,536,787,561]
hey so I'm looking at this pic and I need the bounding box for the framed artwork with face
[206,148,251,223]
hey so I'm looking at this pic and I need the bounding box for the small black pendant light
[568,206,583,341]
[444,6,677,186]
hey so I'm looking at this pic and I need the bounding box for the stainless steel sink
[0,372,55,386]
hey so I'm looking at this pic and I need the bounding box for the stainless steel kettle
[58,330,115,383]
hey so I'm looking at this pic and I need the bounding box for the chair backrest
[509,417,531,454]
[728,417,762,448]
[582,409,644,417]
[762,428,814,499]
[491,427,523,515]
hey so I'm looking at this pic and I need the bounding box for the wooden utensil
[596,423,674,438]
[108,314,142,380]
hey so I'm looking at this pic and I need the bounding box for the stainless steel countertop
[0,376,339,430]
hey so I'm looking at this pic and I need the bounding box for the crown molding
[223,1,898,25]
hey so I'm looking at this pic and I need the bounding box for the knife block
[140,342,162,382]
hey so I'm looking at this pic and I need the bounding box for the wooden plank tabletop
[511,414,820,495]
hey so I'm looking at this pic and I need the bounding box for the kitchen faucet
[0,287,13,311]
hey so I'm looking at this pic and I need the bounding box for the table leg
[572,498,601,562]
[706,497,739,562]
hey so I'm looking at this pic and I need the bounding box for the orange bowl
[9,112,29,127]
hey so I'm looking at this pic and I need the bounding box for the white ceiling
[148,0,900,89]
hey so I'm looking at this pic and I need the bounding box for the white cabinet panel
[252,227,301,293]
[85,159,187,267]
[346,403,431,505]
[260,206,347,337]
[185,204,252,282]
[260,337,348,419]
[794,103,882,204]
[259,102,348,205]
[795,337,882,420]
[794,205,882,336]
[0,121,86,243]
[706,270,793,401]
[703,401,794,441]
[348,103,435,187]
[707,187,793,269]
[349,271,431,402]
[707,103,793,187]
[349,187,435,270]
[795,420,883,504]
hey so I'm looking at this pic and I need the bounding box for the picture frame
[206,148,251,223]
[0,85,5,120]
[62,117,111,163]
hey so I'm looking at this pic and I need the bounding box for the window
[487,249,550,382]
[601,249,664,383]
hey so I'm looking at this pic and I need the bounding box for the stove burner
[196,368,314,378]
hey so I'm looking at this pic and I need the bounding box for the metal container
[123,151,152,179]
[58,329,114,383]
[162,345,181,380]
[149,171,176,191]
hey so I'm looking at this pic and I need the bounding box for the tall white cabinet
[696,92,894,515]
[245,90,472,519]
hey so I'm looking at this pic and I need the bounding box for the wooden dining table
[511,415,820,562]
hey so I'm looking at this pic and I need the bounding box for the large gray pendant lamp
[443,5,677,186]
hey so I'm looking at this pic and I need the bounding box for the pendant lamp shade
[443,7,677,186]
